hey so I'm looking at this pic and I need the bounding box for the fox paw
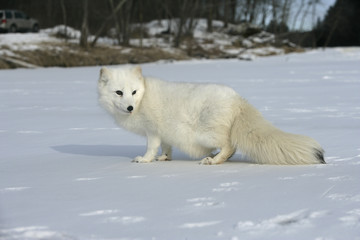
[200,157,215,165]
[132,156,153,163]
[156,154,171,161]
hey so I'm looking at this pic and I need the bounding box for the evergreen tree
[316,0,360,46]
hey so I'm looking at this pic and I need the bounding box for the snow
[42,25,82,40]
[0,32,60,52]
[1,48,360,240]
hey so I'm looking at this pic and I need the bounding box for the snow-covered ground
[1,48,360,240]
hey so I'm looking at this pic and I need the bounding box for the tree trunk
[60,0,67,42]
[91,0,127,47]
[109,0,122,45]
[79,0,89,49]
[185,0,199,36]
[292,0,305,30]
[230,0,237,23]
[120,0,133,46]
[139,1,143,49]
[271,0,278,33]
[249,0,258,24]
[174,0,188,48]
[260,1,268,28]
[299,1,312,30]
[223,0,229,28]
[206,0,214,33]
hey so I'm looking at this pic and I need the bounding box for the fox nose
[127,106,133,112]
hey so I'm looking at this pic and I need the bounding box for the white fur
[98,66,325,165]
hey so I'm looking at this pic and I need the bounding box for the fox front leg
[156,143,172,161]
[133,135,161,163]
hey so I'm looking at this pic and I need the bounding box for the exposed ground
[0,20,303,69]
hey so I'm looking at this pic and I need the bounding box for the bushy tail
[231,101,325,165]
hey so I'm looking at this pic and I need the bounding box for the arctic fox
[98,66,325,165]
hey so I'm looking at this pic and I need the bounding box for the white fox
[98,66,325,165]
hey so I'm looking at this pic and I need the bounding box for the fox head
[98,66,145,116]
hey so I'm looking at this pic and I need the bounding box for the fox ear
[132,66,143,78]
[99,67,111,84]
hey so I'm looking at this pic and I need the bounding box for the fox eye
[115,90,123,96]
[132,90,137,95]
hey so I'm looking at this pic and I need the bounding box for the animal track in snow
[103,216,146,224]
[327,176,351,181]
[333,157,355,162]
[219,182,240,187]
[126,175,147,179]
[279,173,323,180]
[1,187,31,193]
[79,209,120,217]
[75,177,102,181]
[179,220,222,229]
[213,182,240,192]
[69,127,87,131]
[327,193,360,202]
[325,156,339,161]
[339,209,360,226]
[80,209,145,225]
[68,127,121,131]
[0,226,66,240]
[160,174,178,178]
[235,209,327,234]
[326,155,359,163]
[285,108,313,113]
[186,197,224,207]
[17,130,42,134]
[278,176,296,180]
[214,170,239,174]
[301,173,320,177]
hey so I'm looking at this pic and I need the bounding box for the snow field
[1,48,360,240]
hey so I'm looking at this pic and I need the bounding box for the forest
[2,0,359,48]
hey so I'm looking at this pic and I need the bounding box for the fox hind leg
[200,145,235,165]
[156,143,172,161]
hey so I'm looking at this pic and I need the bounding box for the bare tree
[91,0,127,47]
[60,0,67,41]
[174,0,199,48]
[299,0,312,30]
[79,0,89,49]
[292,0,306,30]
[230,0,237,23]
[138,0,144,48]
[223,0,230,27]
[184,0,199,36]
[271,0,279,33]
[249,0,258,23]
[109,0,122,45]
[280,0,290,24]
[120,0,133,46]
[160,1,173,35]
[311,0,321,29]
[206,0,214,32]
[260,0,270,27]
[242,0,250,22]
[174,0,187,48]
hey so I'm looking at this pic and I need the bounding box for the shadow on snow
[51,144,250,163]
